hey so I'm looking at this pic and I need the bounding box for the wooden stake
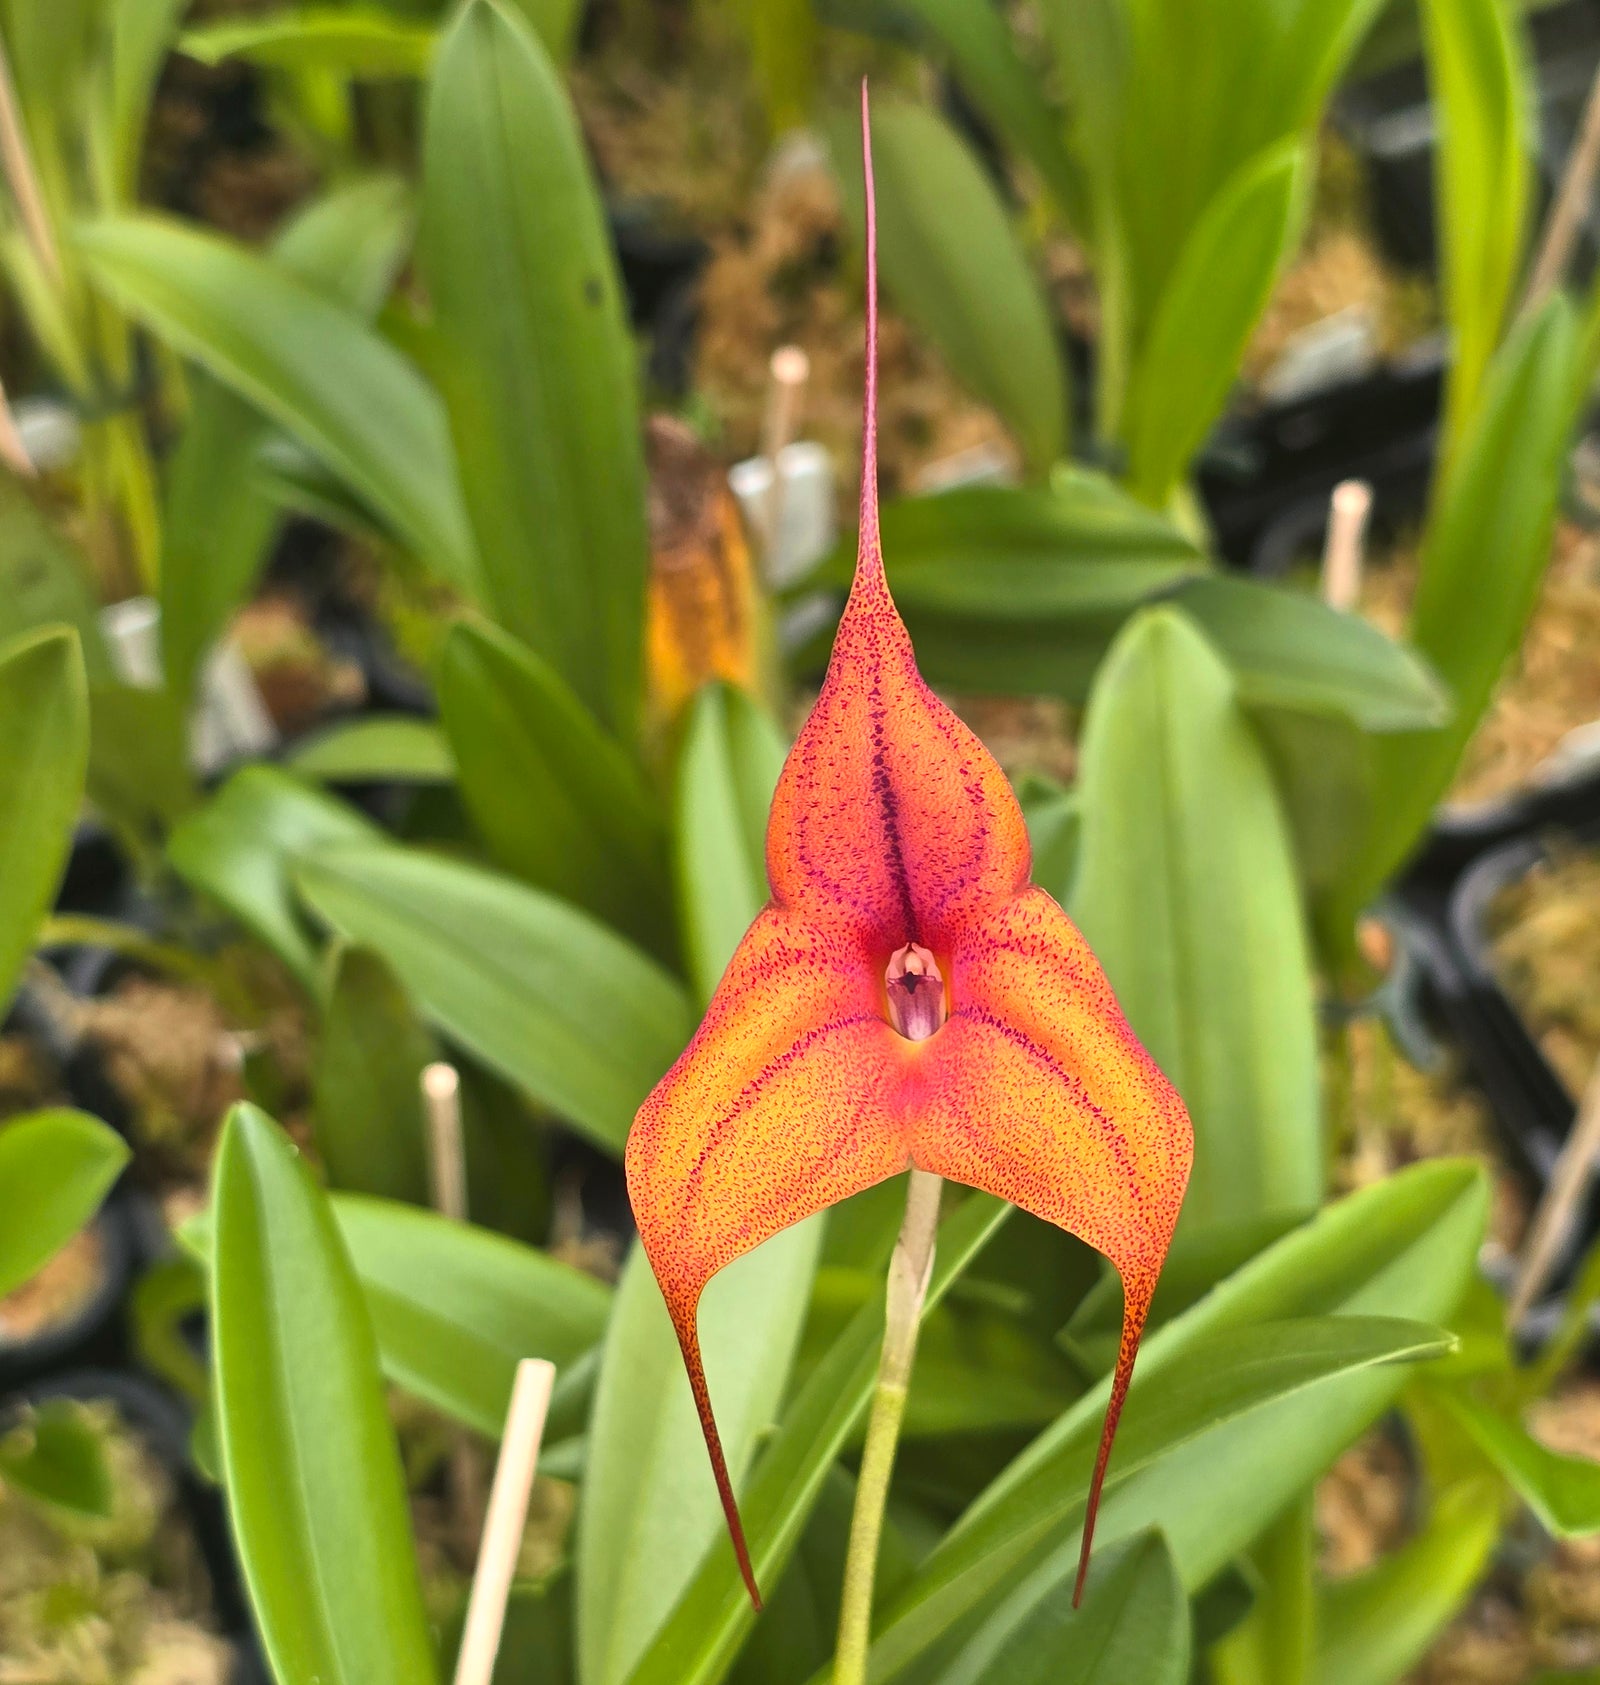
[1522,53,1600,318]
[760,344,810,555]
[1510,1055,1600,1328]
[1321,478,1371,614]
[422,1061,483,1549]
[423,1061,468,1223]
[0,29,60,287]
[452,1358,557,1685]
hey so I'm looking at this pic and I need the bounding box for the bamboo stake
[423,1061,468,1223]
[1321,478,1372,614]
[422,1061,484,1551]
[1510,1055,1600,1328]
[760,344,810,557]
[1522,53,1600,318]
[0,370,34,478]
[452,1358,557,1685]
[0,28,59,286]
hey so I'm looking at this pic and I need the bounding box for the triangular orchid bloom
[626,85,1193,1614]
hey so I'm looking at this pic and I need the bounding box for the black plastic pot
[0,1186,145,1392]
[5,1368,263,1681]
[1388,759,1600,1300]
[1197,338,1443,572]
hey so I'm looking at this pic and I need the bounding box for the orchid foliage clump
[0,2,1595,1684]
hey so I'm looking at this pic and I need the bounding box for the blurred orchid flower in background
[626,83,1193,1617]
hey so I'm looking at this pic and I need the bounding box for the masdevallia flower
[626,88,1193,1614]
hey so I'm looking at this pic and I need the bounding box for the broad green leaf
[933,1529,1189,1685]
[422,0,650,735]
[1017,774,1078,907]
[622,1192,1012,1685]
[878,0,1086,225]
[314,945,432,1204]
[331,1193,610,1439]
[1433,1388,1600,1536]
[1326,296,1583,945]
[578,1217,824,1685]
[167,764,379,992]
[1313,1478,1500,1685]
[0,1400,113,1519]
[288,715,456,784]
[179,8,437,75]
[436,619,669,953]
[1208,1493,1315,1685]
[211,1105,435,1685]
[0,1110,128,1299]
[294,841,691,1153]
[856,1319,1455,1683]
[110,0,191,201]
[162,175,415,705]
[1174,575,1449,731]
[795,1266,1078,1440]
[0,628,88,1011]
[1124,140,1308,503]
[1422,0,1531,456]
[735,0,816,134]
[832,99,1067,476]
[1071,605,1321,1230]
[857,1161,1486,1681]
[673,682,786,1006]
[1041,0,1383,415]
[77,216,479,595]
[817,474,1205,615]
[0,473,109,674]
[86,679,194,834]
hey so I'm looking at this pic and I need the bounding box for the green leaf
[932,1528,1189,1685]
[77,216,479,595]
[422,0,650,736]
[1326,296,1583,942]
[313,944,432,1204]
[168,764,379,992]
[0,473,109,675]
[1018,774,1079,907]
[1040,0,1383,424]
[890,0,1085,224]
[211,1104,436,1685]
[110,0,191,202]
[294,840,691,1153]
[331,1192,610,1440]
[1421,0,1531,456]
[578,1217,825,1685]
[818,473,1205,615]
[0,1400,113,1519]
[1433,1388,1600,1536]
[0,628,88,1012]
[161,175,415,705]
[1313,1478,1501,1685]
[733,0,816,134]
[179,8,438,75]
[1070,604,1321,1231]
[857,1161,1487,1682]
[436,618,669,953]
[622,1193,1013,1685]
[288,715,456,784]
[831,99,1067,476]
[86,680,195,835]
[673,682,786,1007]
[1208,1493,1316,1685]
[0,1109,127,1299]
[1124,140,1308,503]
[1174,575,1450,731]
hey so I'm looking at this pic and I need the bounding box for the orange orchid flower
[625,87,1193,1614]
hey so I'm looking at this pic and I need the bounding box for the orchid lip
[885,941,946,1042]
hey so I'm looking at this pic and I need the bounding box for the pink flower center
[885,942,946,1043]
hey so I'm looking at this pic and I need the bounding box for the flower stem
[833,1168,943,1684]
